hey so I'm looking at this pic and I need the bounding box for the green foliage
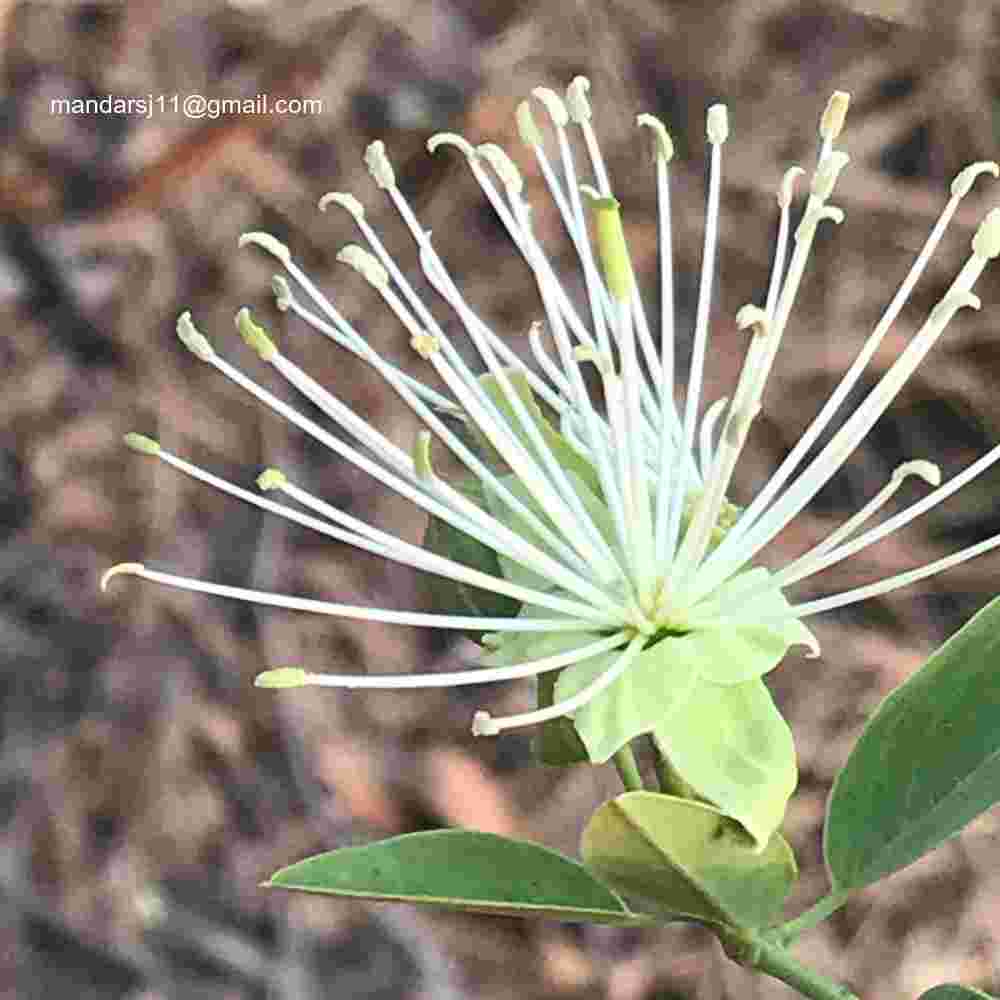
[825,594,1000,891]
[918,986,998,1000]
[581,792,796,929]
[266,829,649,925]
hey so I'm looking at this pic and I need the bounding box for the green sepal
[474,368,601,495]
[652,678,796,848]
[267,829,650,925]
[581,792,797,929]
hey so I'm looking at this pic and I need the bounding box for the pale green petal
[652,679,796,847]
[690,569,818,683]
[556,637,703,764]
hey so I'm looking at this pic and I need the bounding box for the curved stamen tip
[427,131,475,158]
[706,103,729,145]
[516,101,542,147]
[471,710,500,736]
[337,244,389,290]
[124,432,160,456]
[238,231,290,265]
[565,76,592,123]
[735,303,769,335]
[100,562,144,593]
[819,91,850,142]
[930,290,981,326]
[778,166,806,208]
[176,311,215,362]
[272,275,292,312]
[892,459,942,487]
[236,307,277,361]
[636,113,674,162]
[318,191,365,221]
[255,667,310,689]
[951,161,1000,199]
[476,143,523,195]
[364,140,395,190]
[972,207,1000,259]
[257,467,288,492]
[531,86,569,127]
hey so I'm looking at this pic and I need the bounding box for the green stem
[652,741,697,798]
[717,927,858,1000]
[612,745,644,791]
[772,890,851,946]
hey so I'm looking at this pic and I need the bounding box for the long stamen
[257,631,631,690]
[663,104,728,573]
[178,313,618,612]
[100,563,611,632]
[716,158,998,562]
[773,460,941,586]
[687,209,1000,604]
[471,632,645,735]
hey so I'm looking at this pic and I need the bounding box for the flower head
[105,81,1000,844]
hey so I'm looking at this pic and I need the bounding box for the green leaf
[266,829,648,925]
[422,478,521,630]
[918,986,998,1000]
[476,369,601,495]
[826,594,1000,891]
[555,636,702,764]
[534,669,590,765]
[581,792,797,929]
[652,678,797,847]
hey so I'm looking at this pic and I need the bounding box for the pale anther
[972,207,1000,259]
[364,140,396,189]
[636,113,674,162]
[892,460,942,487]
[516,101,542,147]
[411,332,440,358]
[531,86,569,127]
[337,244,389,290]
[476,143,523,195]
[272,275,291,311]
[238,231,290,265]
[427,132,475,158]
[951,162,1000,199]
[176,311,215,362]
[706,104,729,145]
[778,166,806,208]
[236,307,277,362]
[100,562,144,593]
[819,91,850,141]
[318,191,365,220]
[566,76,592,123]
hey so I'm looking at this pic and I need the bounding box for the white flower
[104,81,1000,778]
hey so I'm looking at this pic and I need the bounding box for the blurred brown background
[3,1,1000,997]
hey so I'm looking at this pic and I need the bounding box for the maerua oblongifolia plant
[104,80,1000,999]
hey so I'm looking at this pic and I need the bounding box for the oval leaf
[581,792,797,930]
[267,829,648,925]
[826,595,1000,891]
[919,986,998,1000]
